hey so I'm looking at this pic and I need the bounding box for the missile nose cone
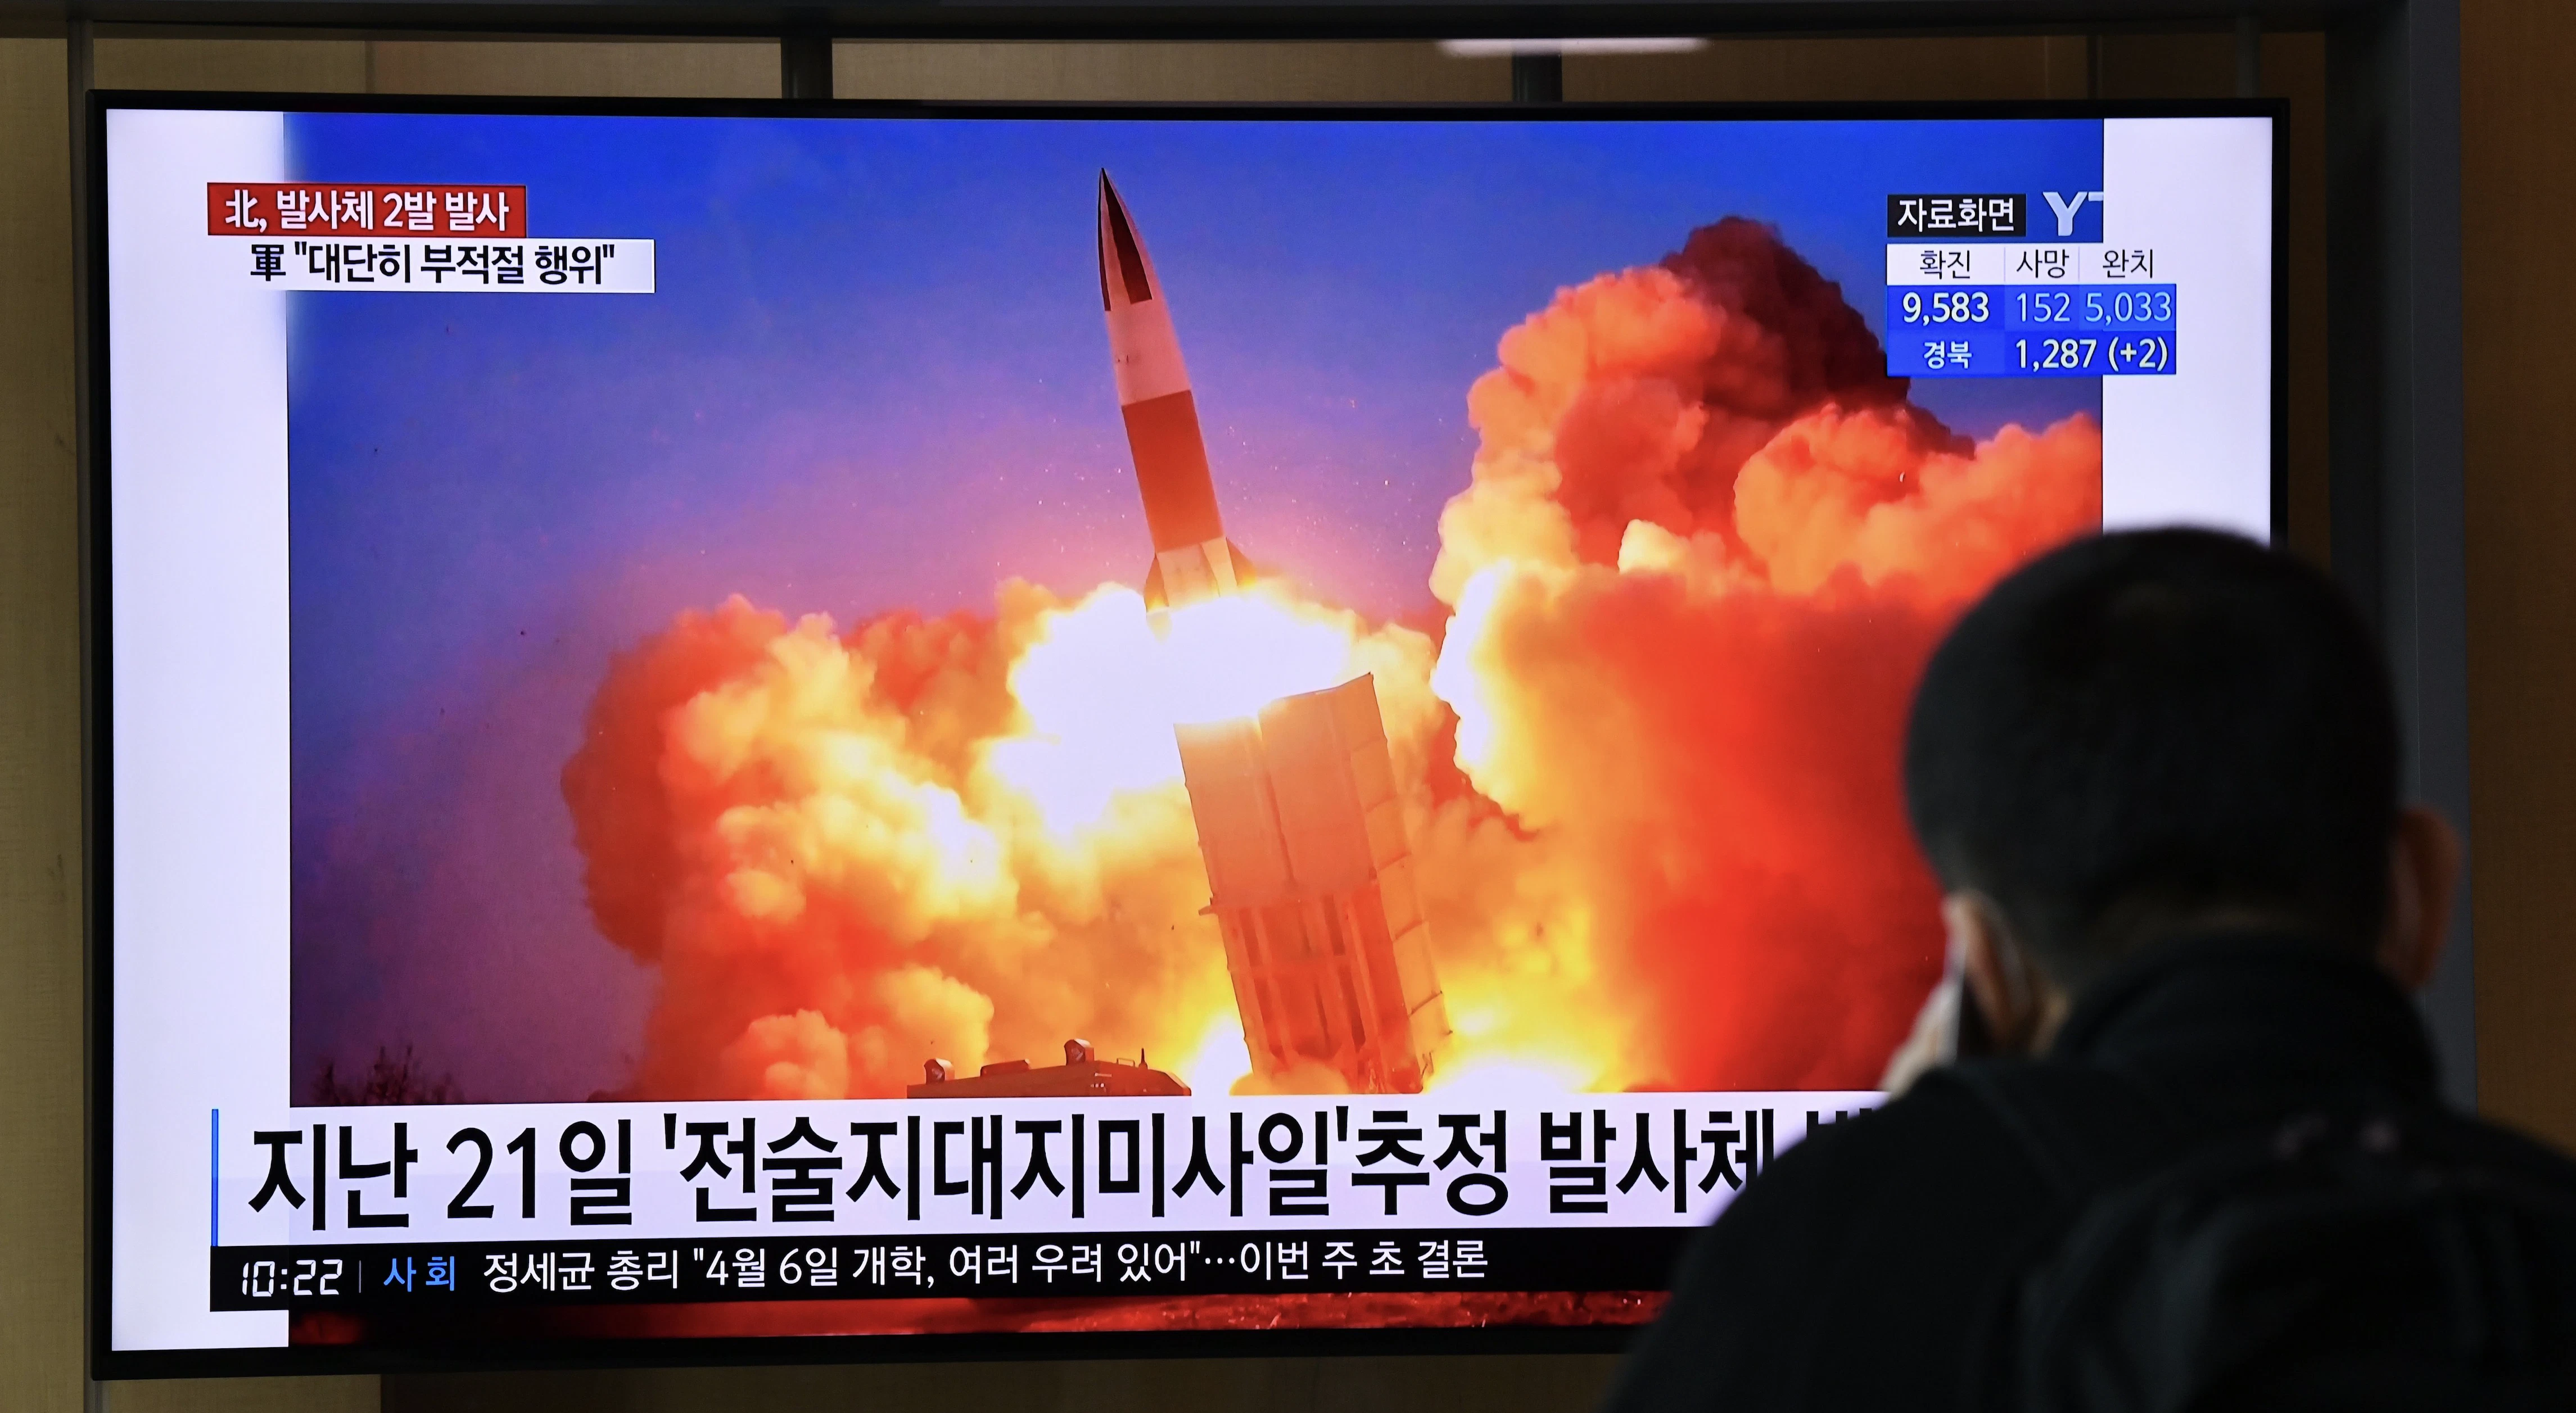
[1093,173,1228,588]
[1096,169,1159,313]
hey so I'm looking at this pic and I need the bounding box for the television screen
[95,96,2274,1371]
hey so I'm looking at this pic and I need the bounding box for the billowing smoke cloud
[1421,218,2100,1089]
[564,216,2099,1098]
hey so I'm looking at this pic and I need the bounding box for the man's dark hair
[1903,528,2400,986]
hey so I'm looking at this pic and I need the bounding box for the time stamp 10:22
[1883,283,2178,378]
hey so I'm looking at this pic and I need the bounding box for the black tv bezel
[85,90,2288,1381]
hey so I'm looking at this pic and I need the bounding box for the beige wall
[2461,0,2576,1153]
[0,35,88,1413]
[835,39,1506,99]
[0,17,2548,1411]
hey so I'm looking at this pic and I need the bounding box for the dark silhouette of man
[1603,528,2572,1411]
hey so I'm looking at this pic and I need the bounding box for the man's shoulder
[1681,1064,2112,1261]
[1601,1074,2071,1413]
[1666,1087,1951,1274]
[1607,1060,2576,1413]
[2388,1097,2576,1188]
[1759,1061,2147,1197]
[1751,1070,2033,1206]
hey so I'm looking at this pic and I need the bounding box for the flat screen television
[91,93,2277,1375]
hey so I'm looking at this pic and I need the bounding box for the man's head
[1903,528,2457,1050]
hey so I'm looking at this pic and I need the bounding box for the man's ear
[1949,891,2049,1056]
[2379,804,2462,991]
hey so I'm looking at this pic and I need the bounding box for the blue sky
[284,111,2103,1102]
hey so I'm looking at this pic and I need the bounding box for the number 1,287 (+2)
[2017,337,2099,371]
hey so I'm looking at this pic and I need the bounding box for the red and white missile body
[1097,171,1257,614]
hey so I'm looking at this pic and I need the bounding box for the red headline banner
[208,183,525,238]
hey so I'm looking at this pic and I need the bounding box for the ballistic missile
[1097,171,1255,613]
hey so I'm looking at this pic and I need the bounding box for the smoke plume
[563,216,2100,1098]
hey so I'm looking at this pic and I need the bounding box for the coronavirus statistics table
[1883,241,2179,378]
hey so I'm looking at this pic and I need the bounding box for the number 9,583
[1899,289,1990,325]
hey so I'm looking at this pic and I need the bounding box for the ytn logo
[2044,190,2107,238]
